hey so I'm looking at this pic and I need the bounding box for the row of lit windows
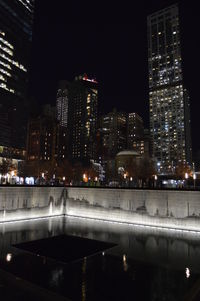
[0,36,13,50]
[0,52,27,72]
[18,0,34,13]
[0,42,13,57]
[0,67,11,77]
[0,82,15,93]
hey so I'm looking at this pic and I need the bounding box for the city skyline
[30,0,200,154]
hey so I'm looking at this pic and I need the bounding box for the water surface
[0,216,200,300]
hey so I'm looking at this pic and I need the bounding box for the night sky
[29,0,200,154]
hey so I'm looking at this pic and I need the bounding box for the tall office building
[0,0,35,148]
[68,74,98,163]
[26,105,68,176]
[147,4,192,174]
[127,112,144,155]
[56,81,69,128]
[99,109,127,160]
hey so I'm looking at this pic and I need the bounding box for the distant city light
[185,267,190,278]
[123,254,127,263]
[82,76,98,84]
[6,253,12,262]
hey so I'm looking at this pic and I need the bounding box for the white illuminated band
[1,212,200,235]
[67,215,200,235]
[0,214,63,225]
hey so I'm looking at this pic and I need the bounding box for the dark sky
[29,0,200,153]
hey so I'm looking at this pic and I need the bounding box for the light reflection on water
[0,216,200,300]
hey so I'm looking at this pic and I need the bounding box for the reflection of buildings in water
[81,257,87,301]
[1,217,200,273]
[62,217,200,273]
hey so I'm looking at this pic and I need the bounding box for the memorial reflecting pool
[1,216,200,300]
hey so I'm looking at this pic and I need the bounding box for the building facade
[127,112,144,155]
[147,4,192,174]
[67,74,98,164]
[0,0,34,148]
[56,80,69,128]
[26,105,68,177]
[99,109,127,161]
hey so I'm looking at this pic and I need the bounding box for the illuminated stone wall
[66,187,200,231]
[0,186,65,222]
[1,186,200,231]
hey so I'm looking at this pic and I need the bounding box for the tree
[0,159,14,175]
[125,157,138,179]
[72,162,84,183]
[137,156,155,186]
[175,162,191,179]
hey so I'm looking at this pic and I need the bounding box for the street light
[193,173,196,189]
[123,173,127,187]
[185,172,188,188]
[83,173,88,184]
[129,177,133,188]
[154,175,158,188]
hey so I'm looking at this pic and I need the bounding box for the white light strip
[1,212,200,235]
[66,214,200,235]
[0,214,63,225]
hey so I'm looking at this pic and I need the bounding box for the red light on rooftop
[81,73,98,83]
[82,77,98,84]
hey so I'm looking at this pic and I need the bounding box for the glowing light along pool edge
[0,214,63,225]
[1,212,200,235]
[66,214,200,235]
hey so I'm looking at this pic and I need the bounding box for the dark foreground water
[1,216,200,301]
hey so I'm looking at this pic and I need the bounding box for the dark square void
[14,235,116,263]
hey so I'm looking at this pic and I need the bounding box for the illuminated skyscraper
[68,74,98,163]
[100,109,127,160]
[127,113,144,155]
[147,4,192,173]
[56,81,69,128]
[0,0,34,148]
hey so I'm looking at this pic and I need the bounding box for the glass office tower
[147,4,192,174]
[0,0,34,148]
